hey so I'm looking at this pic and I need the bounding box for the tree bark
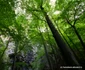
[43,12,79,66]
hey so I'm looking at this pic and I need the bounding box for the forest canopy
[0,0,85,70]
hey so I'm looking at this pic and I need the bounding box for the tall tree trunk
[72,26,85,49]
[43,12,79,66]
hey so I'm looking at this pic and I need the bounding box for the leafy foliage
[0,0,85,70]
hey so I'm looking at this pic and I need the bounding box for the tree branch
[65,18,73,27]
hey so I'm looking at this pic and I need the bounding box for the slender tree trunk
[72,26,85,49]
[45,24,58,64]
[56,24,71,48]
[11,41,18,70]
[0,38,10,59]
[38,27,53,70]
[66,18,85,50]
[43,12,79,66]
[65,33,84,58]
